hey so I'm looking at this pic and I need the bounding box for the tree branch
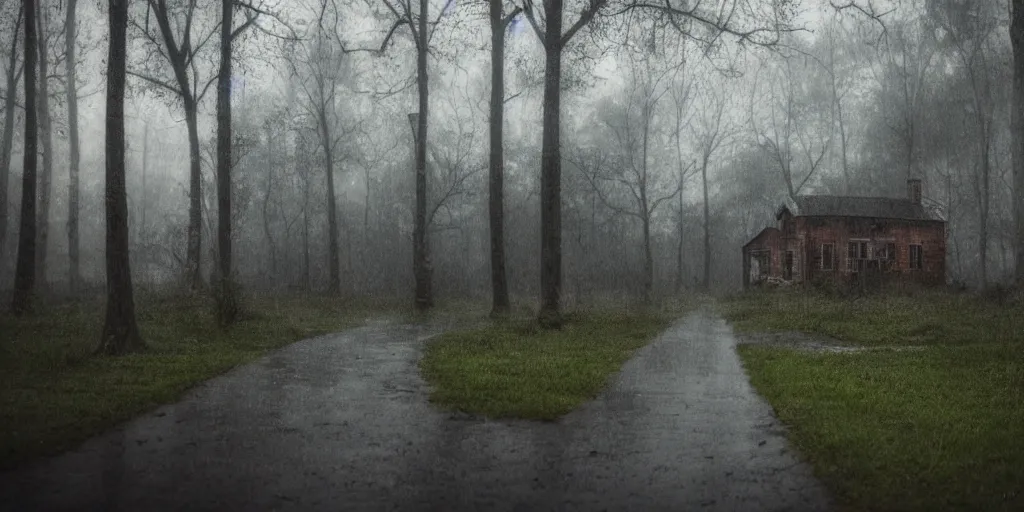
[520,0,545,43]
[502,6,522,28]
[126,69,182,96]
[561,0,607,47]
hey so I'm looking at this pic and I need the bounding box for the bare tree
[130,0,222,290]
[927,0,1001,286]
[356,0,457,311]
[11,0,38,315]
[692,80,733,290]
[751,57,833,201]
[486,0,521,316]
[0,3,23,272]
[98,0,144,355]
[1014,0,1024,285]
[287,2,356,295]
[215,0,237,323]
[65,0,81,293]
[668,39,695,294]
[34,1,63,290]
[572,48,683,304]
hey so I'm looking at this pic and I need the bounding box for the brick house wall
[743,215,946,288]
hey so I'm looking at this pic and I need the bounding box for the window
[821,243,835,271]
[909,244,923,270]
[848,241,868,271]
[784,251,794,280]
[873,242,895,261]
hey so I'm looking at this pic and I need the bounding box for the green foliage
[0,293,377,470]
[725,290,1024,511]
[419,308,685,421]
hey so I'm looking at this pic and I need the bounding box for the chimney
[907,178,922,204]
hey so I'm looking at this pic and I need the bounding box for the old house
[742,179,946,288]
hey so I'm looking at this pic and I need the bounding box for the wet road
[0,309,831,512]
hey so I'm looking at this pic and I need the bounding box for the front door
[784,251,794,280]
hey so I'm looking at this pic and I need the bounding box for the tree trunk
[214,0,237,325]
[35,6,53,292]
[641,103,652,304]
[1012,0,1024,285]
[675,205,684,293]
[538,0,563,326]
[302,178,311,292]
[837,101,850,195]
[11,0,38,315]
[702,159,711,291]
[488,0,510,316]
[65,0,80,294]
[673,102,686,295]
[979,141,990,287]
[139,121,149,262]
[261,125,277,280]
[0,5,21,274]
[184,99,202,290]
[412,0,432,312]
[97,0,143,355]
[320,113,340,294]
[642,216,653,303]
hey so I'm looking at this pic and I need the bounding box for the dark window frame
[909,244,923,270]
[821,243,835,271]
[848,240,868,271]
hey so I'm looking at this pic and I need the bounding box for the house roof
[779,195,945,222]
[742,226,781,249]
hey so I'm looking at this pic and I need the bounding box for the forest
[0,0,1023,344]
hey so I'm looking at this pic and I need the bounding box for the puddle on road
[737,331,928,354]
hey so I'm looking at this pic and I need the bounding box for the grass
[419,298,696,421]
[721,288,1023,346]
[0,292,395,471]
[722,289,1024,511]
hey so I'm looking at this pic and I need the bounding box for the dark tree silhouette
[0,4,23,273]
[65,0,82,294]
[97,0,144,355]
[214,0,237,324]
[11,0,38,316]
[1012,0,1024,284]
[487,0,521,317]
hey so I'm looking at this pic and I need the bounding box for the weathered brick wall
[798,216,946,285]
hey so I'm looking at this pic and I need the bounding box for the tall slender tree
[65,0,81,293]
[487,0,521,316]
[98,0,144,355]
[34,1,56,290]
[215,0,237,323]
[11,0,38,315]
[289,1,349,295]
[131,0,221,290]
[1010,0,1024,284]
[362,0,456,311]
[0,4,23,271]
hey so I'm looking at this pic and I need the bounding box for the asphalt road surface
[0,308,832,512]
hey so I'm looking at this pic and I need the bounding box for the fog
[0,0,1020,313]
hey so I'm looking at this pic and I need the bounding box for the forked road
[0,309,831,511]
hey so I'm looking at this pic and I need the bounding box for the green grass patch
[739,344,1024,511]
[724,289,1024,511]
[419,303,691,421]
[0,292,389,470]
[720,289,1024,346]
